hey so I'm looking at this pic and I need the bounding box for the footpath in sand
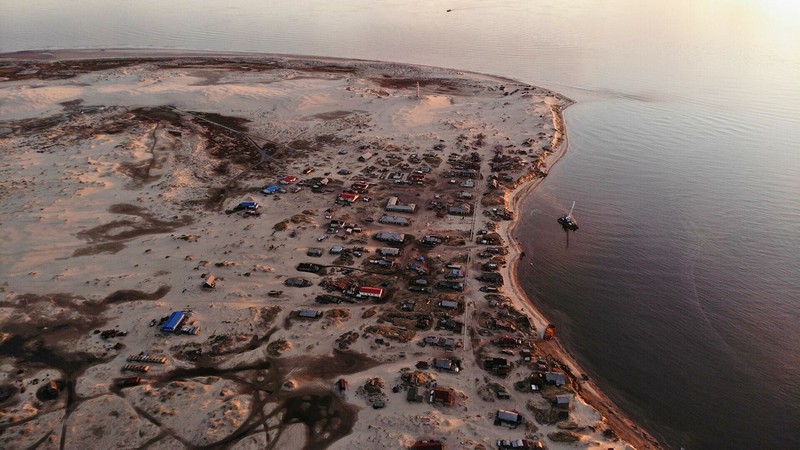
[0,50,660,450]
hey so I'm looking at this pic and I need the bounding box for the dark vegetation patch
[0,58,143,81]
[279,391,358,450]
[103,286,171,304]
[294,64,355,74]
[72,242,127,257]
[370,76,465,94]
[311,110,355,121]
[74,203,193,249]
[188,111,258,166]
[130,106,184,128]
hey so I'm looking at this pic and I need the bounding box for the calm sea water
[2,0,799,448]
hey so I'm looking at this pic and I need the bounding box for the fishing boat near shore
[558,201,579,230]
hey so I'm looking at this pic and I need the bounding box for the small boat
[557,201,579,230]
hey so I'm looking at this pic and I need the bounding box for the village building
[307,248,323,257]
[448,203,472,216]
[497,439,542,450]
[494,410,524,428]
[337,191,360,204]
[460,179,475,188]
[202,275,217,289]
[430,387,456,407]
[484,357,513,376]
[279,175,297,184]
[358,151,373,162]
[379,215,411,226]
[450,169,480,179]
[409,172,426,183]
[411,440,445,450]
[351,181,370,192]
[543,372,567,387]
[297,309,322,319]
[385,196,417,214]
[284,277,311,287]
[438,337,455,349]
[433,357,460,373]
[374,232,406,243]
[445,268,464,279]
[420,235,443,247]
[161,311,186,333]
[377,247,401,257]
[436,280,464,292]
[493,318,517,332]
[497,336,522,348]
[438,300,459,310]
[335,378,348,396]
[407,386,425,403]
[357,286,384,299]
[479,272,504,285]
[261,184,281,195]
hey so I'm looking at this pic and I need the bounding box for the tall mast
[568,201,575,218]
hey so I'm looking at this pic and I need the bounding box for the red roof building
[430,387,456,407]
[338,191,360,203]
[280,176,297,184]
[357,286,384,298]
[412,440,444,450]
[351,181,370,193]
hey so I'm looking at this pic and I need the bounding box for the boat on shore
[558,201,579,230]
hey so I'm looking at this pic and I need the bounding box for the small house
[420,235,443,247]
[307,248,323,257]
[280,176,297,184]
[555,394,572,409]
[284,277,311,287]
[329,245,344,255]
[351,181,370,192]
[336,378,348,395]
[445,268,464,279]
[298,309,322,319]
[202,275,217,289]
[358,151,373,162]
[448,203,472,216]
[430,387,456,407]
[411,440,444,450]
[378,247,401,257]
[374,232,406,243]
[494,409,523,428]
[407,386,424,403]
[261,184,281,195]
[439,300,459,310]
[497,439,540,450]
[479,272,504,285]
[338,191,360,203]
[543,372,567,387]
[379,215,410,226]
[433,357,459,373]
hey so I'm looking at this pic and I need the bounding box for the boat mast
[567,201,575,218]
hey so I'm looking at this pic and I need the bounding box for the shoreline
[498,104,663,449]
